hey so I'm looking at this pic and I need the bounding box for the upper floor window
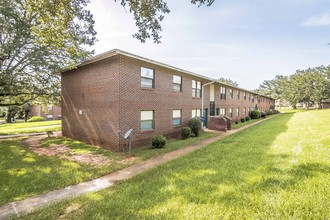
[248,93,251,100]
[140,110,154,130]
[48,106,53,111]
[244,92,246,100]
[229,89,233,99]
[220,87,226,100]
[141,67,154,88]
[173,75,182,92]
[172,110,182,126]
[192,80,202,98]
[237,91,240,99]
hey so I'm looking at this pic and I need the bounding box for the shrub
[235,120,239,124]
[266,110,273,115]
[240,118,246,123]
[261,111,266,118]
[188,118,202,137]
[181,127,191,139]
[28,116,46,122]
[152,135,167,148]
[250,110,261,119]
[245,116,251,121]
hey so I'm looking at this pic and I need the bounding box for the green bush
[152,135,167,148]
[266,110,273,115]
[235,120,239,124]
[240,118,246,123]
[188,118,202,137]
[245,116,251,121]
[181,127,191,139]
[27,116,46,122]
[250,110,261,119]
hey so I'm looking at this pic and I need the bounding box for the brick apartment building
[31,105,61,120]
[61,49,275,151]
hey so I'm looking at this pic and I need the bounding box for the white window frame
[172,110,182,126]
[141,67,154,88]
[173,75,182,92]
[192,80,202,98]
[140,110,154,130]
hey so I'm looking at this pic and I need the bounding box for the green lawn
[0,132,216,206]
[0,120,61,135]
[22,110,330,219]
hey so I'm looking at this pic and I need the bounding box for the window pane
[141,78,153,88]
[192,110,195,118]
[192,89,196,97]
[141,111,153,120]
[172,118,181,126]
[173,110,181,118]
[197,81,201,89]
[173,75,181,84]
[141,121,153,130]
[196,109,201,117]
[196,90,201,98]
[192,80,196,89]
[141,67,154,79]
[173,83,181,91]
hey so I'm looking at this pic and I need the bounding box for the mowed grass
[0,132,215,206]
[0,120,61,135]
[23,110,330,219]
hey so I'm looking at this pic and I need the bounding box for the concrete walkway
[0,116,276,219]
[0,132,45,139]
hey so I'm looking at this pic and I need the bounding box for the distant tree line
[256,65,330,108]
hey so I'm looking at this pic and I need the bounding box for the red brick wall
[31,105,61,120]
[61,56,120,151]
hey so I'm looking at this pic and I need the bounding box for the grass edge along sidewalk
[0,116,276,219]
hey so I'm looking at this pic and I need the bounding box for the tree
[218,77,239,87]
[115,0,215,43]
[0,0,97,109]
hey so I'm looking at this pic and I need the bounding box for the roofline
[60,49,275,100]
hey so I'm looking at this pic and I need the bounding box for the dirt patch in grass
[25,135,111,167]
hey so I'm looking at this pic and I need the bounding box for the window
[173,75,182,92]
[220,87,226,100]
[192,80,202,98]
[236,108,239,116]
[216,108,220,115]
[229,89,233,99]
[48,106,53,111]
[244,107,246,115]
[229,108,233,117]
[141,67,154,88]
[244,92,246,100]
[248,93,251,100]
[140,110,154,130]
[237,91,240,99]
[172,110,181,126]
[192,109,201,118]
[248,107,251,115]
[220,108,226,116]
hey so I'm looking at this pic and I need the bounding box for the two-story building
[61,49,275,151]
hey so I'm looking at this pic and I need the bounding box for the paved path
[0,116,276,219]
[0,132,45,139]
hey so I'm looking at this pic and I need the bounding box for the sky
[87,0,330,90]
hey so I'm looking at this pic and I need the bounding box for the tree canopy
[218,77,239,87]
[257,65,330,108]
[0,0,97,107]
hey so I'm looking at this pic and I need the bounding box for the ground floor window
[192,109,201,118]
[141,110,154,130]
[220,108,226,116]
[229,108,233,117]
[236,108,239,116]
[172,110,182,126]
[244,107,246,115]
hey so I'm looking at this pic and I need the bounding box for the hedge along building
[61,49,275,151]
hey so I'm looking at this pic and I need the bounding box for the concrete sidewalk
[0,116,275,219]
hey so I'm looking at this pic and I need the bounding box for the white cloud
[302,12,330,26]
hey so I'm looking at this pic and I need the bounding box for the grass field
[22,110,330,219]
[0,120,61,135]
[0,132,215,206]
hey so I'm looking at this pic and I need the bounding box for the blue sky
[87,0,330,90]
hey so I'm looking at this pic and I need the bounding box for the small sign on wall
[78,110,83,115]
